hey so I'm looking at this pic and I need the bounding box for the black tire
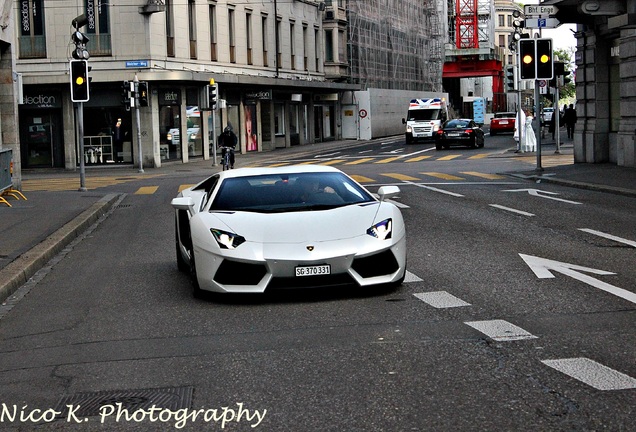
[490,131,496,136]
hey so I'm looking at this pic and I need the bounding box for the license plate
[295,265,331,277]
[499,120,508,124]
[447,133,461,137]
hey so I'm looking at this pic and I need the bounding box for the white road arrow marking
[315,151,341,158]
[503,188,582,205]
[579,228,636,248]
[519,254,636,305]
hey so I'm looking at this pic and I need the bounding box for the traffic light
[519,39,535,80]
[505,65,517,91]
[207,84,217,110]
[138,81,149,107]
[121,80,133,111]
[71,30,90,60]
[70,60,89,102]
[536,38,553,79]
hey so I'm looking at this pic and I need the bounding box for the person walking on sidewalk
[563,104,577,139]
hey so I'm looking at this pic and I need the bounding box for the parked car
[171,165,407,296]
[489,112,516,135]
[167,127,200,145]
[542,107,554,124]
[434,119,485,150]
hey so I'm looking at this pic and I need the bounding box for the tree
[554,47,576,101]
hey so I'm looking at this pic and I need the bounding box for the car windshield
[407,109,441,121]
[210,172,375,213]
[444,120,471,129]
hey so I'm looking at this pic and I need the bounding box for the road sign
[524,5,558,16]
[525,17,561,29]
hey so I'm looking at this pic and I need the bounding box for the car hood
[201,203,385,243]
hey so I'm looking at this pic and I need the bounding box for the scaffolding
[346,0,444,92]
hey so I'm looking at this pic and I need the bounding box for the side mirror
[171,196,195,213]
[402,118,406,124]
[377,185,400,201]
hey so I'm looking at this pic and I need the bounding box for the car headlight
[406,125,412,133]
[367,219,392,240]
[211,229,246,249]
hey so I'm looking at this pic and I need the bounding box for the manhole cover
[54,386,193,418]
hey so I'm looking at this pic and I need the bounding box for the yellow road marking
[268,162,292,167]
[420,172,465,181]
[382,173,420,181]
[460,171,505,180]
[178,184,195,192]
[319,159,347,166]
[436,154,462,161]
[375,157,401,164]
[405,155,432,162]
[345,158,375,165]
[349,175,375,183]
[135,186,159,195]
[468,153,490,159]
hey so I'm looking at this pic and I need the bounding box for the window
[303,24,308,71]
[166,0,175,57]
[290,22,295,70]
[314,27,320,71]
[229,9,236,63]
[262,15,268,67]
[188,0,197,59]
[246,12,253,65]
[85,0,111,55]
[498,14,505,27]
[325,29,333,62]
[498,34,505,48]
[18,0,46,58]
[276,18,282,68]
[274,103,285,136]
[209,5,217,61]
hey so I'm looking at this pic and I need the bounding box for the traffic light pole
[554,81,561,154]
[76,102,87,191]
[134,74,144,173]
[535,79,543,172]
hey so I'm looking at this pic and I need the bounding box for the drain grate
[54,386,193,418]
[114,204,132,209]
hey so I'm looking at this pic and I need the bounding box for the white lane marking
[371,193,410,209]
[407,181,464,197]
[414,291,471,308]
[464,319,538,341]
[489,204,535,217]
[579,228,636,248]
[404,271,423,283]
[541,358,636,391]
[502,188,582,205]
[519,254,636,305]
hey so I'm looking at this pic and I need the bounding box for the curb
[0,193,122,304]
[507,173,636,198]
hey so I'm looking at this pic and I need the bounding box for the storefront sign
[245,90,272,100]
[314,93,339,101]
[22,92,61,108]
[159,89,181,105]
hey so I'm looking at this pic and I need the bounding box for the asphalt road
[0,134,634,431]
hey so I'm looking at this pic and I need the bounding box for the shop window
[274,103,285,136]
[19,0,47,58]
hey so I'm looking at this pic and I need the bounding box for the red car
[489,112,516,135]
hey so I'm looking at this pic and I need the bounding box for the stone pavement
[1,136,635,303]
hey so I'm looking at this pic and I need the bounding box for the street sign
[524,5,558,16]
[525,17,561,29]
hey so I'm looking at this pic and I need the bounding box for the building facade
[14,0,358,180]
[545,0,636,167]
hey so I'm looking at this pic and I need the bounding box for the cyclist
[217,125,238,169]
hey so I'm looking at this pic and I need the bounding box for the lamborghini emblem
[306,245,314,251]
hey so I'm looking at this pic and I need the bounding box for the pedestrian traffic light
[70,60,89,102]
[207,84,217,110]
[536,38,553,79]
[138,81,149,107]
[505,65,517,91]
[519,39,536,80]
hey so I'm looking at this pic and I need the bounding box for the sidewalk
[1,136,635,303]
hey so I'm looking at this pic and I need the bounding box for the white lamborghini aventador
[171,165,406,296]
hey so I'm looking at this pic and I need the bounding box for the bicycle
[219,146,233,171]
